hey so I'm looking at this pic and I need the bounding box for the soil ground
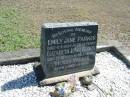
[0,0,130,51]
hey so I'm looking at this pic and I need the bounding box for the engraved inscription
[46,27,97,73]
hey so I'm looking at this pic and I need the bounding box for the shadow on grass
[1,71,37,91]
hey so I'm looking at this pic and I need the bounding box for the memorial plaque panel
[40,22,98,78]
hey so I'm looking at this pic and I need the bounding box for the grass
[0,0,130,52]
[0,7,40,52]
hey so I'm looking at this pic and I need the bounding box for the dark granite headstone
[40,22,98,78]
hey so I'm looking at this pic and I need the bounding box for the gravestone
[40,22,98,79]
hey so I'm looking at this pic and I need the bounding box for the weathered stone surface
[0,49,40,65]
[41,22,98,78]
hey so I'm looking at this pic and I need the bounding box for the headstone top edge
[43,22,98,28]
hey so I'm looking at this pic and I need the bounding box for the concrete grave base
[1,45,129,66]
[0,45,130,86]
[33,63,100,86]
[1,48,130,97]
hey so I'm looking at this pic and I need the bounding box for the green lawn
[0,7,40,52]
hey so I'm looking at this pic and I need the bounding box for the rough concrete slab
[0,49,40,65]
[98,40,130,58]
